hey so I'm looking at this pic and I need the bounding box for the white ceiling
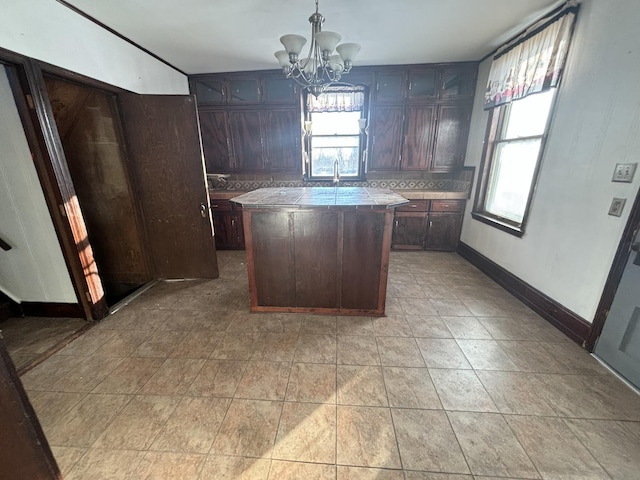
[63,0,563,74]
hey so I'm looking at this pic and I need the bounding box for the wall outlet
[612,163,637,182]
[609,197,626,217]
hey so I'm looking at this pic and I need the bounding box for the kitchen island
[232,187,408,315]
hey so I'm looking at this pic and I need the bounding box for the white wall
[0,0,188,94]
[461,0,640,322]
[0,68,77,303]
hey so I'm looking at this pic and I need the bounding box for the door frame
[587,186,640,351]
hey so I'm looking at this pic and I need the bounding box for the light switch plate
[612,163,637,182]
[609,197,626,217]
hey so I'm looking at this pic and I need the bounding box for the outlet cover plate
[609,197,626,217]
[612,163,637,182]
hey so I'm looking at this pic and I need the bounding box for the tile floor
[20,251,640,479]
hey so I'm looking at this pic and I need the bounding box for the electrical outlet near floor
[609,197,626,217]
[612,163,637,182]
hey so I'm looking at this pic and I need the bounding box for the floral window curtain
[307,86,365,113]
[484,1,579,110]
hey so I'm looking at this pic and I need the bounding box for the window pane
[311,141,360,177]
[485,138,542,223]
[504,89,555,139]
[311,111,361,135]
[312,136,360,148]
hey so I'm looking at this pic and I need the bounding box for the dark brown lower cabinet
[392,199,465,252]
[211,200,245,250]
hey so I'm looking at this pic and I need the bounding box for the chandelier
[274,0,361,97]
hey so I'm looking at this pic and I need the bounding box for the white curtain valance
[307,86,365,113]
[484,2,579,110]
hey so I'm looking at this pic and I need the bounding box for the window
[473,90,555,234]
[304,86,368,181]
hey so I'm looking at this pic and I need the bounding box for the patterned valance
[484,1,579,110]
[307,86,366,113]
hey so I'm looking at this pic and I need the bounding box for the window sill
[471,211,525,237]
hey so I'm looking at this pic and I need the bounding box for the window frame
[472,90,557,237]
[303,87,369,182]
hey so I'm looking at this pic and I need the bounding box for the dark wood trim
[470,212,525,237]
[17,302,85,319]
[0,236,12,251]
[37,60,130,94]
[587,186,640,351]
[457,241,591,346]
[55,0,187,76]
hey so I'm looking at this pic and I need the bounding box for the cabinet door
[228,78,260,103]
[392,212,427,250]
[401,105,436,170]
[368,106,404,171]
[213,211,244,249]
[440,65,477,99]
[262,77,297,104]
[228,110,264,171]
[263,109,301,173]
[431,104,471,172]
[408,68,439,101]
[199,110,233,172]
[425,213,462,251]
[375,72,405,103]
[192,78,225,104]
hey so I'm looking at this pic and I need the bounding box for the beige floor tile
[46,393,131,447]
[541,341,609,375]
[506,415,610,479]
[94,395,180,450]
[56,328,117,356]
[337,466,404,479]
[28,391,86,431]
[169,331,223,359]
[429,369,498,412]
[199,455,270,479]
[268,460,335,479]
[151,396,231,453]
[430,298,474,317]
[131,330,188,358]
[92,357,165,394]
[336,316,375,336]
[189,310,234,332]
[477,317,537,341]
[92,329,151,357]
[382,367,442,409]
[51,355,124,392]
[440,317,492,340]
[252,333,299,361]
[400,298,438,316]
[337,365,388,406]
[475,371,556,416]
[286,363,336,403]
[392,408,469,473]
[416,338,471,369]
[337,405,401,468]
[301,315,337,334]
[404,473,471,480]
[212,399,282,457]
[456,339,519,371]
[212,333,263,360]
[293,334,337,363]
[447,411,538,478]
[51,446,87,476]
[385,297,405,315]
[139,358,205,395]
[497,341,566,373]
[337,335,381,365]
[373,315,414,336]
[406,315,453,338]
[235,361,291,400]
[565,418,640,479]
[273,402,336,463]
[133,451,205,479]
[376,336,425,367]
[187,359,247,397]
[65,448,145,480]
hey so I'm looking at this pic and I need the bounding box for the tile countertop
[210,189,469,201]
[229,187,410,209]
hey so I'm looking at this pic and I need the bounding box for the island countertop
[231,187,409,209]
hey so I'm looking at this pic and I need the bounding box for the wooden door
[0,334,60,479]
[431,104,471,172]
[199,109,233,172]
[263,109,301,173]
[392,212,427,250]
[401,105,436,170]
[119,94,219,279]
[229,110,264,171]
[368,106,404,171]
[425,213,463,251]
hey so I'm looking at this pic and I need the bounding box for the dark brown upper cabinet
[440,65,477,99]
[262,77,299,104]
[193,77,225,103]
[374,72,406,103]
[228,78,260,104]
[369,106,405,171]
[263,109,301,172]
[190,73,298,106]
[228,110,264,170]
[401,105,436,170]
[407,68,439,101]
[431,104,472,172]
[199,109,233,172]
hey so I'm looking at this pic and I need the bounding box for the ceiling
[63,0,563,75]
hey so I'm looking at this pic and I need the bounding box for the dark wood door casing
[118,93,219,279]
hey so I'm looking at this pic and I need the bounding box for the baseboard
[457,242,591,346]
[18,302,84,318]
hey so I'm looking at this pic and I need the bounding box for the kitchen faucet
[333,159,340,184]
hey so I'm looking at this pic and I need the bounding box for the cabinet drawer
[210,199,233,211]
[396,200,430,212]
[430,200,464,212]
